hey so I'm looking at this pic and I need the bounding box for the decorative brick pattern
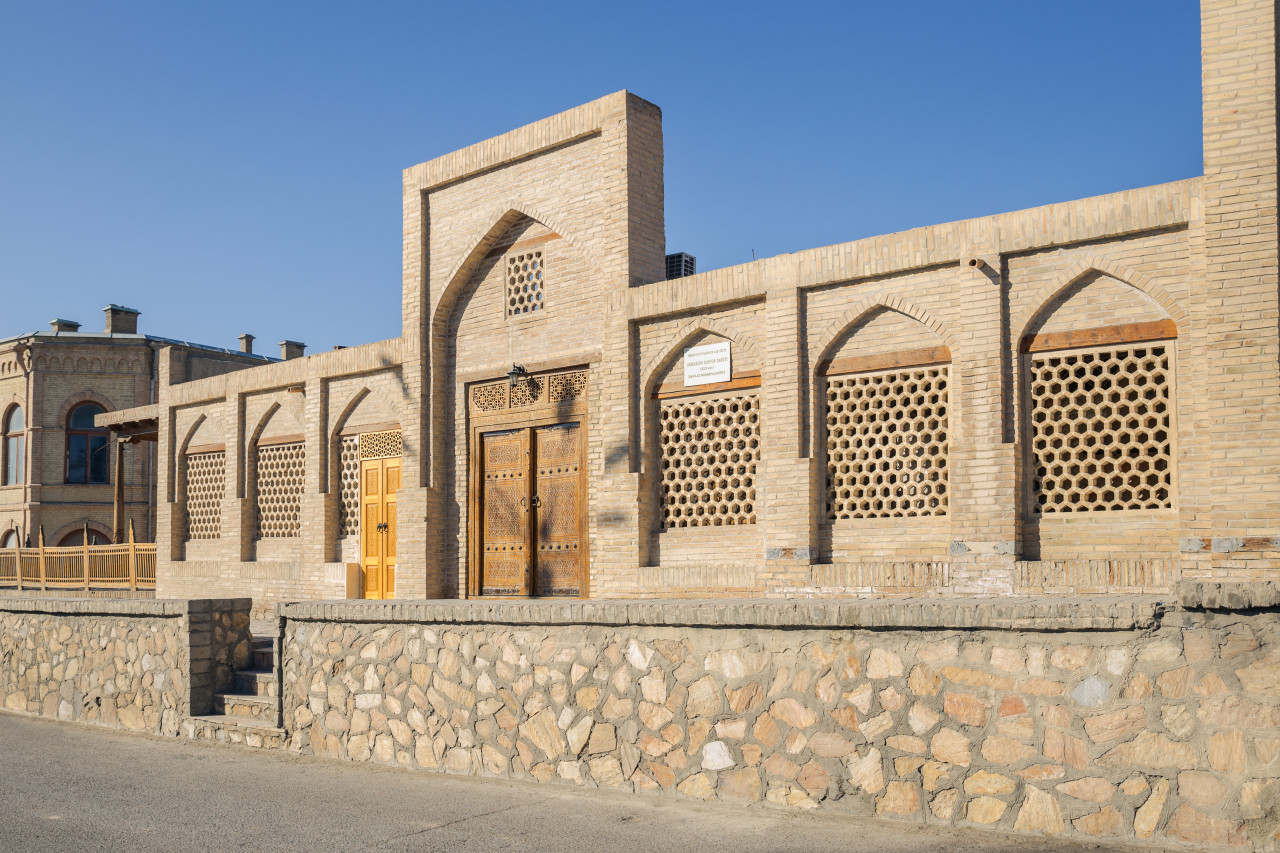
[183,451,224,540]
[659,393,758,528]
[1028,345,1172,513]
[339,437,360,538]
[506,250,544,316]
[826,366,949,519]
[254,443,304,539]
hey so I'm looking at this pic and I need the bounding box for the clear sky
[0,2,1202,353]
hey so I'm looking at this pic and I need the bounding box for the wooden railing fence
[0,522,155,591]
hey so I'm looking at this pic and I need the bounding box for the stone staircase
[181,632,286,749]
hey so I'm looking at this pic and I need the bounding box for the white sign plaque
[683,341,732,386]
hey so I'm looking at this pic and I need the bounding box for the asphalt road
[0,712,1145,853]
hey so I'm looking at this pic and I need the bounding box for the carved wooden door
[480,429,531,596]
[360,457,399,599]
[532,422,583,596]
[478,422,583,596]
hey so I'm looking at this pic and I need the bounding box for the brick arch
[639,318,765,399]
[433,204,602,326]
[331,386,403,439]
[56,391,113,427]
[811,295,956,370]
[426,205,600,488]
[1014,257,1185,343]
[48,520,113,547]
[636,318,764,479]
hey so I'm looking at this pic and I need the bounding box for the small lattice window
[359,429,402,460]
[658,393,759,528]
[255,442,304,538]
[1028,344,1173,513]
[339,437,360,537]
[506,250,544,316]
[184,451,225,540]
[825,365,949,519]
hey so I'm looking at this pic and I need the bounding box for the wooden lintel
[339,421,400,437]
[256,433,305,447]
[186,443,226,456]
[819,346,951,377]
[1020,319,1177,354]
[653,370,762,400]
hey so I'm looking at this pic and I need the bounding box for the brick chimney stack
[103,305,140,335]
[49,318,81,333]
[239,333,255,354]
[280,340,306,360]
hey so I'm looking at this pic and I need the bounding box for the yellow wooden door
[361,457,399,599]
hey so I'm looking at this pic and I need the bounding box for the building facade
[109,0,1280,611]
[0,306,270,549]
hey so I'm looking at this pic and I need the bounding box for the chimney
[239,333,255,354]
[49,318,81,333]
[103,304,140,335]
[279,340,306,360]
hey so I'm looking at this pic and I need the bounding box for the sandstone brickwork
[88,0,1280,611]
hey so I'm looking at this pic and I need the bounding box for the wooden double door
[361,457,399,599]
[476,421,585,597]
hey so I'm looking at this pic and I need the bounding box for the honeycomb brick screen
[825,366,949,519]
[658,393,759,528]
[1028,344,1173,513]
[254,442,304,538]
[339,436,359,537]
[506,250,544,316]
[183,451,224,540]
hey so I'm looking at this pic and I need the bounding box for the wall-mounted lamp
[507,363,528,388]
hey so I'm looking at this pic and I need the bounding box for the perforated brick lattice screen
[659,394,759,528]
[255,442,304,538]
[506,250,544,316]
[1028,344,1173,512]
[339,437,359,537]
[184,451,225,540]
[359,429,402,460]
[825,366,949,519]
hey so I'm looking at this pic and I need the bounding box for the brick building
[0,306,269,549]
[103,0,1280,612]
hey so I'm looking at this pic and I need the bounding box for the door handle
[530,495,541,508]
[376,522,389,533]
[520,496,527,509]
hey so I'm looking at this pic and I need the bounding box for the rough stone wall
[0,597,251,734]
[280,598,1280,850]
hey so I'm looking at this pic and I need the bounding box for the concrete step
[233,669,278,698]
[181,715,286,750]
[251,635,276,671]
[213,692,279,724]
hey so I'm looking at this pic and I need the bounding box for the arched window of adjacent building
[1,529,17,548]
[3,405,23,486]
[66,403,110,484]
[58,528,111,546]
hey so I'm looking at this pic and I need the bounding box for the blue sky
[0,2,1201,352]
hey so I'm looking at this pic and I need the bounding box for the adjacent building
[0,307,271,549]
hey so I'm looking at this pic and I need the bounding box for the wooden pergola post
[37,526,46,591]
[112,433,125,545]
[128,520,137,591]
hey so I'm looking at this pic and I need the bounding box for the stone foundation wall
[0,597,252,734]
[281,597,1280,850]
